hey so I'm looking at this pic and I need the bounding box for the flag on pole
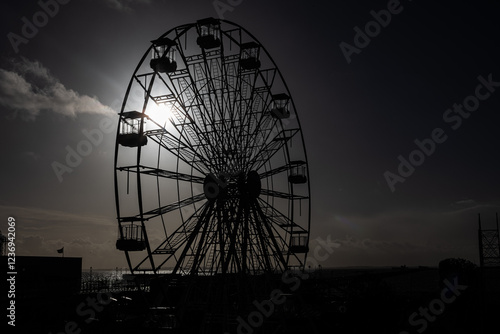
[57,247,64,254]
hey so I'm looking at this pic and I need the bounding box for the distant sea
[81,268,131,281]
[81,268,175,281]
[81,266,439,280]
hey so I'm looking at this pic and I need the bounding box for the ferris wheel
[113,18,311,277]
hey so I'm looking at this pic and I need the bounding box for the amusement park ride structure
[113,18,311,332]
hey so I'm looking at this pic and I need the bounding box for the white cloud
[0,58,114,121]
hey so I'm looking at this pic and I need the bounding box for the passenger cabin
[239,42,261,70]
[288,161,307,184]
[290,235,309,253]
[118,111,148,147]
[196,18,221,49]
[116,224,146,252]
[270,93,291,119]
[150,37,177,73]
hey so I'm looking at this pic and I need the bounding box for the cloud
[0,204,124,268]
[0,204,116,243]
[14,234,125,268]
[307,234,471,268]
[0,58,114,121]
[21,151,41,161]
[454,199,476,206]
[102,0,151,12]
[309,204,495,267]
[1,203,114,222]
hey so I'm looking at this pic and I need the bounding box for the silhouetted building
[1,256,81,299]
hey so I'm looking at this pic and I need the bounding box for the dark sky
[1,0,499,269]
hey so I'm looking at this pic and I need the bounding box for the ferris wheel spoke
[238,72,268,132]
[250,199,287,271]
[235,66,279,166]
[250,209,273,271]
[235,77,259,154]
[147,129,210,174]
[152,202,210,272]
[193,55,245,173]
[257,198,308,233]
[188,209,217,274]
[200,56,225,122]
[172,202,214,274]
[241,87,270,133]
[117,165,204,184]
[255,200,289,245]
[257,164,289,179]
[221,57,240,129]
[152,72,210,150]
[248,128,300,171]
[249,219,273,271]
[223,198,243,272]
[221,198,244,273]
[199,218,220,273]
[236,100,271,169]
[237,72,258,117]
[214,202,225,273]
[139,193,206,220]
[258,160,307,181]
[173,49,224,160]
[260,189,308,201]
[170,74,212,132]
[154,202,208,252]
[166,104,218,169]
[152,66,220,167]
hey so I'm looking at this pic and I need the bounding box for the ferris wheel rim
[113,18,311,276]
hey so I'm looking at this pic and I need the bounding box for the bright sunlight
[146,102,173,127]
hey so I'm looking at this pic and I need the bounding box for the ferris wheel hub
[203,171,261,200]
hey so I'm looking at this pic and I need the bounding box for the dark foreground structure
[3,262,499,333]
[1,256,81,332]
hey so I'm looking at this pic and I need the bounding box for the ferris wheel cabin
[150,37,177,73]
[196,18,221,49]
[117,111,148,147]
[270,93,291,119]
[239,42,261,70]
[288,160,308,184]
[116,223,146,252]
[290,234,309,253]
